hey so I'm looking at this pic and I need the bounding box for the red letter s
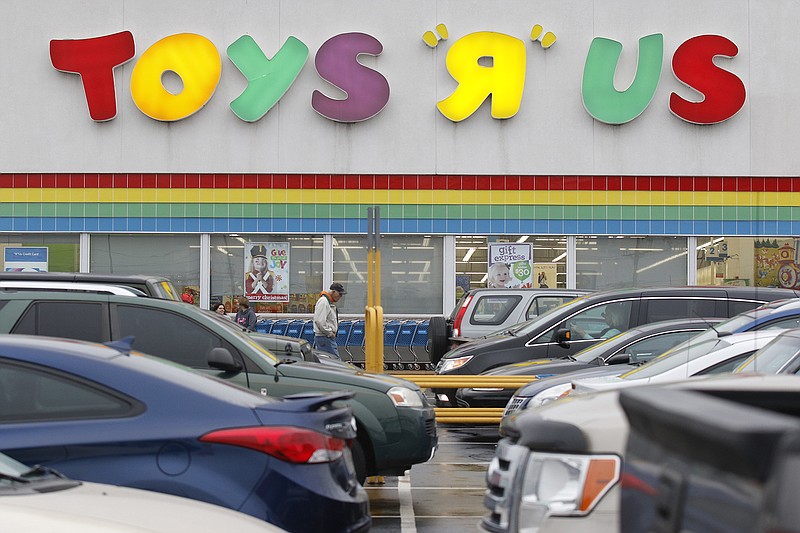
[670,34,746,124]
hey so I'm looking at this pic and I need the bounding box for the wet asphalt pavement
[367,424,501,533]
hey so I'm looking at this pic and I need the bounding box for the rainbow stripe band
[3,174,799,192]
[1,174,797,235]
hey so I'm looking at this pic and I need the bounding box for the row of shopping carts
[255,318,434,370]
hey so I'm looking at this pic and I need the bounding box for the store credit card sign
[50,28,745,125]
[4,247,49,272]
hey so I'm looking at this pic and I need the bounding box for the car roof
[0,280,146,296]
[0,334,274,408]
[0,272,172,283]
[589,285,800,300]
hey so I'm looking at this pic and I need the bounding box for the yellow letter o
[131,33,221,121]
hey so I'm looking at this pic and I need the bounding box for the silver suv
[428,288,588,364]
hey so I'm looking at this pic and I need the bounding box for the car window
[526,296,575,320]
[0,361,135,422]
[758,316,800,330]
[612,331,700,364]
[695,352,755,375]
[566,301,633,340]
[643,298,718,323]
[728,300,766,317]
[150,280,181,301]
[470,295,522,326]
[621,337,730,379]
[116,305,222,368]
[735,334,800,374]
[12,302,106,342]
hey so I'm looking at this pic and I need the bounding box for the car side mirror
[556,328,571,348]
[208,347,242,372]
[606,352,631,365]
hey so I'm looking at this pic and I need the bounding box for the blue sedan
[0,335,370,533]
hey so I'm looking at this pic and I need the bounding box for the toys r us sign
[50,28,745,126]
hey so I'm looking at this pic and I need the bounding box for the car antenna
[691,311,727,337]
[104,336,136,355]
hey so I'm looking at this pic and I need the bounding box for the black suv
[433,286,800,406]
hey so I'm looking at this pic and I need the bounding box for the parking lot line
[398,471,417,533]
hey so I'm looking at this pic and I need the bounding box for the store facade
[2,0,799,316]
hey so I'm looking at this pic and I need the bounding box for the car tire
[351,438,368,486]
[428,315,449,365]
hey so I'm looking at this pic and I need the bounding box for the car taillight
[200,426,346,464]
[452,295,472,337]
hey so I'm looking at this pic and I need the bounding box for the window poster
[533,262,557,288]
[244,242,289,302]
[4,247,48,272]
[488,243,533,288]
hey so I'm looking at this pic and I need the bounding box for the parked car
[456,317,719,408]
[619,378,800,533]
[570,329,784,394]
[0,451,286,533]
[0,335,369,532]
[483,373,800,533]
[0,291,437,484]
[434,286,799,406]
[503,299,800,415]
[427,288,589,363]
[0,271,181,300]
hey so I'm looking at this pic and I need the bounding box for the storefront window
[90,234,200,302]
[210,235,323,314]
[576,236,688,290]
[699,237,798,288]
[333,235,443,314]
[455,236,567,298]
[0,234,79,272]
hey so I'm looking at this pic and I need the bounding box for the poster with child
[487,243,533,288]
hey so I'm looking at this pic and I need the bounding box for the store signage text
[50,29,745,126]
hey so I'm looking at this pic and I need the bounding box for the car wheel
[428,315,449,365]
[351,438,368,485]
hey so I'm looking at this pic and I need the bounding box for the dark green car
[0,291,437,483]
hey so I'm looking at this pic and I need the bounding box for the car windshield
[689,303,792,343]
[735,331,800,374]
[0,452,79,492]
[573,332,628,363]
[508,295,593,336]
[619,336,732,379]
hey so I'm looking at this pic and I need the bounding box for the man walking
[313,282,346,358]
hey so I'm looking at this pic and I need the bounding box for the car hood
[275,360,422,393]
[515,364,629,397]
[483,359,588,376]
[571,374,634,394]
[444,334,515,358]
[0,481,284,533]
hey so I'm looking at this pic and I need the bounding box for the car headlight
[438,355,473,373]
[528,383,573,408]
[518,452,620,527]
[387,386,424,407]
